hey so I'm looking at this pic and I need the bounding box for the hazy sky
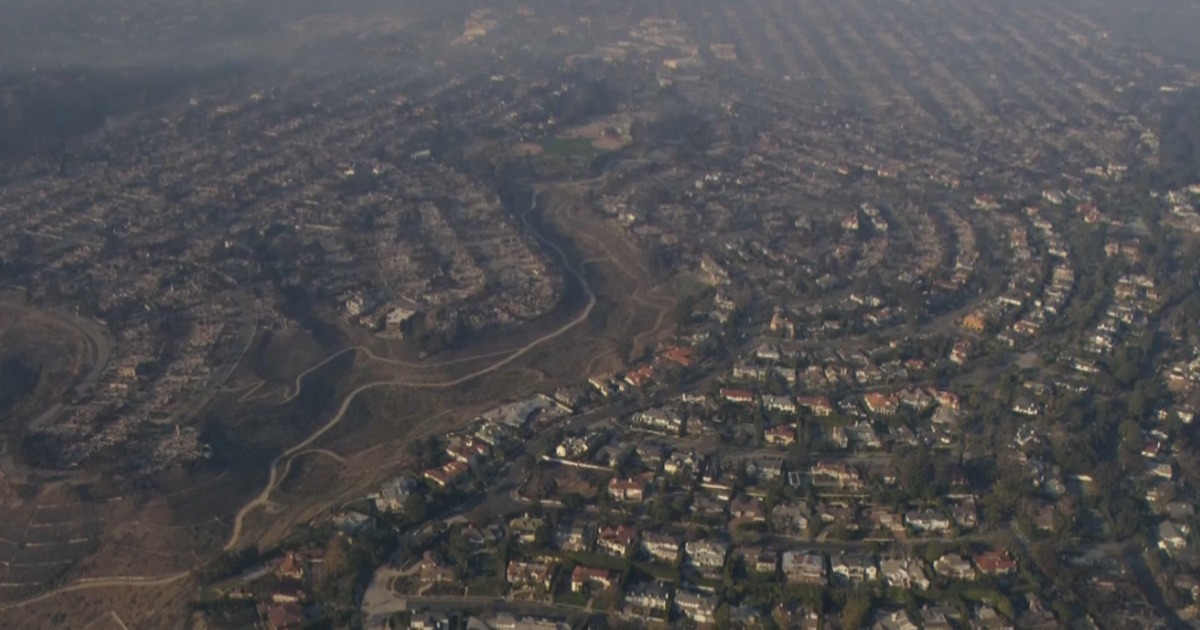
[0,0,452,71]
[1,0,1198,72]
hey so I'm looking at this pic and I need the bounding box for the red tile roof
[663,347,695,367]
[721,388,756,403]
[974,551,1017,574]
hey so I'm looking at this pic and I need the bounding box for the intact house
[1159,521,1190,556]
[906,510,952,535]
[755,343,782,362]
[831,553,878,586]
[623,582,672,614]
[732,364,769,382]
[662,347,695,367]
[675,589,720,624]
[641,532,681,564]
[409,612,451,630]
[1012,398,1042,417]
[934,390,961,409]
[974,551,1017,576]
[721,388,757,405]
[446,436,490,466]
[276,552,307,581]
[763,395,797,414]
[608,477,646,503]
[623,365,655,389]
[933,553,976,581]
[797,395,834,416]
[631,408,685,436]
[597,524,638,557]
[863,392,899,415]
[879,557,930,590]
[685,539,730,574]
[764,423,797,447]
[484,615,569,630]
[571,566,615,593]
[424,460,471,488]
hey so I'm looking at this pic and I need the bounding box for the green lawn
[632,561,681,583]
[539,136,600,157]
[568,551,628,571]
[466,580,503,597]
[555,590,590,608]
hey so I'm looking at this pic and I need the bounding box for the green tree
[404,493,429,523]
[715,603,731,630]
[1117,420,1143,471]
[841,593,872,630]
[924,542,945,566]
[561,493,585,512]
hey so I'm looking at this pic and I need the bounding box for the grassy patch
[539,136,600,157]
[424,582,466,597]
[568,551,629,572]
[466,580,504,597]
[195,586,229,604]
[632,561,682,584]
[555,590,590,608]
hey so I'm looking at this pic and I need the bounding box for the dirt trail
[0,572,190,612]
[0,174,621,610]
[224,183,598,551]
[558,202,677,357]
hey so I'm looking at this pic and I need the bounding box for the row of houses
[715,387,960,416]
[508,549,1010,624]
[778,550,1016,586]
[505,516,1012,589]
